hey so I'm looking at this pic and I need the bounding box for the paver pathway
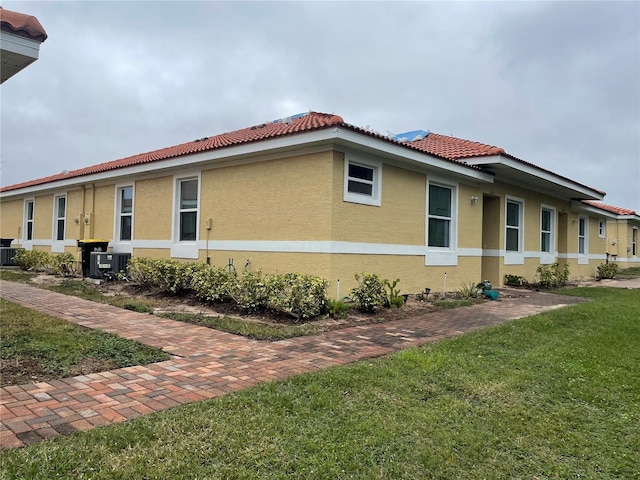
[0,280,590,449]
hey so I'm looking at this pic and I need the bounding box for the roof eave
[465,154,604,201]
[1,124,496,197]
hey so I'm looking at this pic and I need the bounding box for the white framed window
[540,208,553,253]
[540,206,555,263]
[598,220,606,238]
[428,184,452,248]
[578,216,588,264]
[633,227,638,257]
[425,179,458,266]
[24,199,34,243]
[51,194,67,253]
[505,196,524,265]
[116,186,133,242]
[171,173,200,259]
[343,156,382,206]
[53,195,66,241]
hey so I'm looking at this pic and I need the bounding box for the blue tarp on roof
[392,129,429,142]
[273,112,308,123]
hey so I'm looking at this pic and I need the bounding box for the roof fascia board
[466,154,603,200]
[0,30,41,58]
[570,200,618,218]
[334,128,494,183]
[616,214,640,222]
[2,126,493,198]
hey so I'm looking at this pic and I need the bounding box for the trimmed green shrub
[125,257,161,287]
[229,270,272,313]
[351,273,387,313]
[191,266,236,303]
[155,260,206,294]
[13,249,48,271]
[597,262,619,279]
[536,262,570,289]
[504,274,528,286]
[12,249,78,276]
[50,252,78,276]
[268,273,329,320]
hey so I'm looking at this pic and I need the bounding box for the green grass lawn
[0,299,169,386]
[1,287,638,479]
[617,266,640,279]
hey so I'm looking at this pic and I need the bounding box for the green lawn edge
[1,287,638,479]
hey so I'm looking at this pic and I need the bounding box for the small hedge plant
[597,262,619,279]
[13,249,78,276]
[536,262,570,289]
[124,259,330,321]
[351,273,388,313]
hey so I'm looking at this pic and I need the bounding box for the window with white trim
[24,200,34,241]
[53,195,66,241]
[540,207,554,253]
[178,178,198,241]
[633,227,638,257]
[428,184,452,248]
[116,186,133,241]
[598,220,606,238]
[578,217,587,254]
[343,158,381,206]
[505,199,523,252]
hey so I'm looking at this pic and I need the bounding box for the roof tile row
[0,7,47,42]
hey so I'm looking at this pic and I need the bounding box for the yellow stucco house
[584,201,640,267]
[0,112,621,293]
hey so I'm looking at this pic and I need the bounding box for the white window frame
[598,220,606,238]
[343,155,382,207]
[632,227,638,257]
[113,184,134,253]
[52,194,67,253]
[171,172,200,259]
[23,198,35,247]
[540,205,556,264]
[425,179,458,266]
[578,216,588,264]
[504,195,524,265]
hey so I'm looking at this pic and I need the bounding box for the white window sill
[504,251,524,265]
[343,193,381,207]
[425,249,458,266]
[540,252,556,264]
[171,243,199,259]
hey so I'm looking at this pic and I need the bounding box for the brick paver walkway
[0,281,589,449]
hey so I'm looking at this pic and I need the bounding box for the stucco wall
[330,153,426,245]
[201,152,333,242]
[134,176,173,240]
[0,198,23,242]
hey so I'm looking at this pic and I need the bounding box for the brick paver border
[0,280,588,449]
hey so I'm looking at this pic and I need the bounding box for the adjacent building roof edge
[0,7,47,42]
[583,200,639,219]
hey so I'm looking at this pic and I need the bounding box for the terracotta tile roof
[401,132,505,159]
[0,112,346,192]
[583,200,637,216]
[2,112,487,193]
[0,7,47,42]
[0,111,596,196]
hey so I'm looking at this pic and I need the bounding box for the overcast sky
[2,1,639,211]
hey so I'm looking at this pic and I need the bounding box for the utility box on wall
[89,252,131,279]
